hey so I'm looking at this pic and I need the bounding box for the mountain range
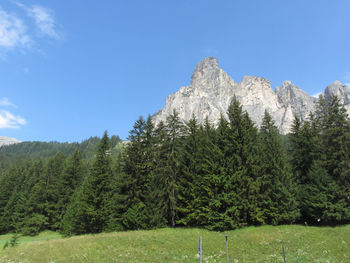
[153,57,350,134]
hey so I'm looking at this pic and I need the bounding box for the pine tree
[191,116,228,230]
[191,118,227,229]
[294,95,350,224]
[164,110,184,227]
[43,152,66,230]
[259,111,299,224]
[19,160,48,235]
[0,161,29,233]
[145,120,169,228]
[299,160,335,224]
[108,116,156,230]
[224,98,262,227]
[313,96,350,223]
[57,150,85,231]
[144,110,184,228]
[290,114,316,185]
[61,131,113,235]
[177,115,200,226]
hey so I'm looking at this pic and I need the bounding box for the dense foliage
[0,97,349,236]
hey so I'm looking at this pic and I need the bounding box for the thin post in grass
[198,236,202,263]
[225,235,229,263]
[282,244,286,263]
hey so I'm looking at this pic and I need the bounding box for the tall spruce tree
[207,98,262,230]
[57,150,85,231]
[192,118,226,229]
[200,115,231,230]
[0,161,29,233]
[43,152,66,230]
[165,110,184,227]
[108,116,156,230]
[313,96,350,223]
[61,131,113,235]
[145,120,170,228]
[177,115,201,226]
[225,98,262,227]
[290,114,316,185]
[259,111,299,224]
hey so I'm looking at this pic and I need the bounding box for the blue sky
[1,0,350,142]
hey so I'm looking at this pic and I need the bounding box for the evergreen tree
[313,96,350,223]
[290,114,316,185]
[19,160,47,235]
[259,111,299,224]
[108,116,156,230]
[61,131,113,235]
[299,160,335,224]
[177,115,201,226]
[0,162,29,233]
[164,110,184,227]
[145,120,170,228]
[224,98,262,227]
[57,150,85,231]
[43,152,66,230]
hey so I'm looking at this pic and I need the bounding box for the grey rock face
[0,136,21,147]
[153,57,346,134]
[324,80,350,113]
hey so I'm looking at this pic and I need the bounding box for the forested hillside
[0,96,349,236]
[0,135,122,169]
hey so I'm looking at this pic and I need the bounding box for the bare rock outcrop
[153,57,347,134]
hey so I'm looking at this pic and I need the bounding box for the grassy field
[0,225,349,263]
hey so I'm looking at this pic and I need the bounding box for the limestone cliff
[153,57,347,134]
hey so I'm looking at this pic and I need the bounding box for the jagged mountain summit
[0,136,21,147]
[153,57,350,134]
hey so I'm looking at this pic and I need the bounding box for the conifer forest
[0,96,349,236]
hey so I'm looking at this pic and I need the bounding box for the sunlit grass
[0,225,349,262]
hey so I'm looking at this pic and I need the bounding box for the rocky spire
[191,57,219,85]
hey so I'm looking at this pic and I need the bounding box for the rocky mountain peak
[192,57,219,78]
[190,57,233,88]
[153,57,348,134]
[324,80,350,107]
[0,136,21,147]
[277,80,312,105]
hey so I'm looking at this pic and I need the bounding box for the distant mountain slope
[0,135,122,163]
[153,57,350,134]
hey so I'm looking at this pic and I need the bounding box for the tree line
[0,96,349,236]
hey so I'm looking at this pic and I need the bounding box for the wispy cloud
[0,2,61,54]
[0,97,25,129]
[312,92,322,98]
[26,5,60,39]
[0,110,26,129]
[0,7,31,49]
[0,97,17,108]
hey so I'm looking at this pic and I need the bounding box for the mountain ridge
[153,57,349,134]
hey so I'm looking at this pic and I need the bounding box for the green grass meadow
[0,225,349,263]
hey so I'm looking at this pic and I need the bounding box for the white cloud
[0,110,26,129]
[0,7,31,49]
[0,97,17,108]
[312,92,322,98]
[27,5,60,39]
[0,2,61,54]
